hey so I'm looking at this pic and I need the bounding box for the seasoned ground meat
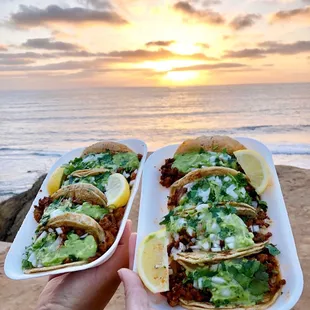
[160,158,185,188]
[130,171,137,181]
[164,253,285,307]
[167,229,194,255]
[88,208,125,262]
[162,261,211,307]
[168,187,187,208]
[33,196,53,222]
[253,232,272,243]
[245,210,270,229]
[137,153,143,161]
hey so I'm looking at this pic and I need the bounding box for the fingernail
[118,269,124,281]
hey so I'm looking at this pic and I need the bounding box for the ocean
[0,83,309,202]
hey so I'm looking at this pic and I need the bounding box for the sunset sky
[0,0,310,89]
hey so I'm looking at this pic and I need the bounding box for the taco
[163,250,285,309]
[62,141,142,183]
[168,167,262,211]
[161,203,271,264]
[34,184,109,225]
[160,136,245,187]
[62,168,112,193]
[22,213,105,273]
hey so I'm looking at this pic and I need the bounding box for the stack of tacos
[22,141,142,273]
[159,136,285,309]
[61,141,142,191]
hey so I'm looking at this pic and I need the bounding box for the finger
[129,233,137,270]
[118,268,150,310]
[119,220,132,245]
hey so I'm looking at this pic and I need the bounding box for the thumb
[118,268,150,310]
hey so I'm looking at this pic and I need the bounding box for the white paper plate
[134,137,303,310]
[5,139,147,280]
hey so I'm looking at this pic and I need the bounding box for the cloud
[271,6,310,23]
[0,59,35,65]
[104,48,217,61]
[224,40,310,58]
[145,40,176,47]
[10,4,128,28]
[0,48,218,68]
[172,62,247,71]
[22,38,81,51]
[77,0,112,10]
[195,42,210,48]
[199,0,222,6]
[173,1,225,25]
[0,45,8,51]
[229,14,261,30]
[224,48,265,58]
[0,52,59,60]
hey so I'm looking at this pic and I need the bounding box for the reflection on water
[0,83,309,200]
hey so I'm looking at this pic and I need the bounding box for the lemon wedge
[47,167,65,195]
[137,229,169,293]
[105,173,130,208]
[234,149,271,194]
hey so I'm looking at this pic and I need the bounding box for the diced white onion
[252,201,258,208]
[36,231,47,242]
[191,238,196,242]
[209,156,216,164]
[211,222,220,233]
[210,264,218,271]
[28,252,37,267]
[197,188,211,203]
[49,236,62,251]
[214,176,222,186]
[184,182,195,191]
[193,279,198,289]
[240,187,246,196]
[211,247,222,252]
[201,241,210,251]
[48,228,53,233]
[176,218,187,229]
[37,263,43,268]
[173,233,180,241]
[212,276,226,284]
[169,269,173,275]
[209,234,217,241]
[50,209,64,219]
[198,278,204,290]
[226,184,238,199]
[224,176,231,182]
[212,240,220,246]
[80,233,88,239]
[55,228,63,235]
[227,242,235,249]
[253,225,260,232]
[129,180,135,187]
[225,236,235,244]
[134,169,138,174]
[186,227,194,236]
[190,245,201,251]
[178,242,186,252]
[196,204,209,211]
[221,288,231,297]
[123,171,130,178]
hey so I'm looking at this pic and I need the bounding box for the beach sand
[1,165,309,310]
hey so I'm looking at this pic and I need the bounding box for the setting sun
[163,71,199,84]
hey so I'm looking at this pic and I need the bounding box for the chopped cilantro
[258,200,268,211]
[159,210,174,225]
[265,244,281,256]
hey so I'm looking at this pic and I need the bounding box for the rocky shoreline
[0,174,46,242]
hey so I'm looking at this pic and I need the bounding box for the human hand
[118,233,152,310]
[36,220,132,310]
